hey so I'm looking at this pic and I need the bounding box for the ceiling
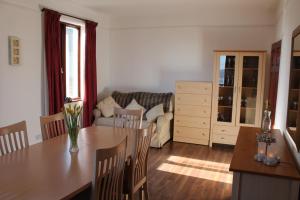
[69,0,281,17]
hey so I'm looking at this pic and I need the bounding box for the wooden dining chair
[91,137,128,200]
[113,108,143,129]
[124,124,153,200]
[0,121,29,156]
[40,112,66,141]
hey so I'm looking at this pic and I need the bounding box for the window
[62,23,81,99]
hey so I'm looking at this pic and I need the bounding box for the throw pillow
[97,96,121,117]
[125,99,146,114]
[146,104,164,122]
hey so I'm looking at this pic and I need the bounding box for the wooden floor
[147,142,234,200]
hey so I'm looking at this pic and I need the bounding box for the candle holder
[254,133,280,166]
[254,141,266,162]
[263,142,280,166]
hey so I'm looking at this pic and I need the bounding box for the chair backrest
[0,121,29,156]
[131,124,153,190]
[91,137,127,200]
[40,112,66,141]
[113,108,143,129]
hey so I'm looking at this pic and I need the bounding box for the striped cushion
[112,91,173,113]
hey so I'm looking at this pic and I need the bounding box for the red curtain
[83,21,98,127]
[44,9,65,115]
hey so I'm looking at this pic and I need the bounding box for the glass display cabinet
[211,51,266,146]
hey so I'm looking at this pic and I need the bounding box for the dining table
[0,126,136,200]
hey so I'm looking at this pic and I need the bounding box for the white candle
[267,143,277,159]
[257,142,266,155]
[267,152,275,159]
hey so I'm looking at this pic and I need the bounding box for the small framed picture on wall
[8,36,21,65]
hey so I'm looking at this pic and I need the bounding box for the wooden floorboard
[147,141,234,200]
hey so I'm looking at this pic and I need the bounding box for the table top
[0,126,136,200]
[229,127,300,180]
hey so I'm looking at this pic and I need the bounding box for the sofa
[93,91,174,148]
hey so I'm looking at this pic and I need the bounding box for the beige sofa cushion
[125,99,146,113]
[146,104,164,122]
[96,96,121,117]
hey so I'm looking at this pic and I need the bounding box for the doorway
[268,40,281,128]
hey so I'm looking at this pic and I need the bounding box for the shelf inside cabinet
[290,89,300,92]
[218,105,232,109]
[243,68,258,71]
[288,109,298,113]
[241,107,256,110]
[219,85,233,90]
[225,68,235,70]
[242,87,257,89]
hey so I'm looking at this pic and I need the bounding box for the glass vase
[68,127,79,153]
[262,110,271,133]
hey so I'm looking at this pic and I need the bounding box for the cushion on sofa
[146,104,164,122]
[112,91,173,113]
[96,96,121,117]
[125,99,146,113]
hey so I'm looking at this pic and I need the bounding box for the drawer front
[212,134,237,145]
[174,136,209,145]
[176,94,211,106]
[213,125,240,136]
[175,116,210,129]
[175,105,211,117]
[176,82,212,94]
[174,126,209,140]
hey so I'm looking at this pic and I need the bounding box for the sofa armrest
[156,112,173,133]
[163,112,173,121]
[93,109,101,119]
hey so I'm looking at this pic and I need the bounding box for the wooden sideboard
[230,127,300,200]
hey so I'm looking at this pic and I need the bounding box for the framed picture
[9,36,20,65]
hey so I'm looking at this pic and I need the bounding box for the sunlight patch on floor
[167,155,230,171]
[157,156,233,184]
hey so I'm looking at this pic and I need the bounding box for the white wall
[274,0,300,166]
[109,26,274,93]
[0,0,110,144]
[0,3,42,145]
[105,1,277,93]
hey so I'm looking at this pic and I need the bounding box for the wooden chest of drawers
[173,81,212,145]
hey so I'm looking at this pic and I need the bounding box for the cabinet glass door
[215,54,238,125]
[237,53,263,126]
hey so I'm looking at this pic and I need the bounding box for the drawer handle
[176,120,180,122]
[177,108,181,111]
[202,133,205,136]
[202,122,206,125]
[176,131,179,133]
[177,97,181,100]
[221,129,225,132]
[221,137,225,139]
